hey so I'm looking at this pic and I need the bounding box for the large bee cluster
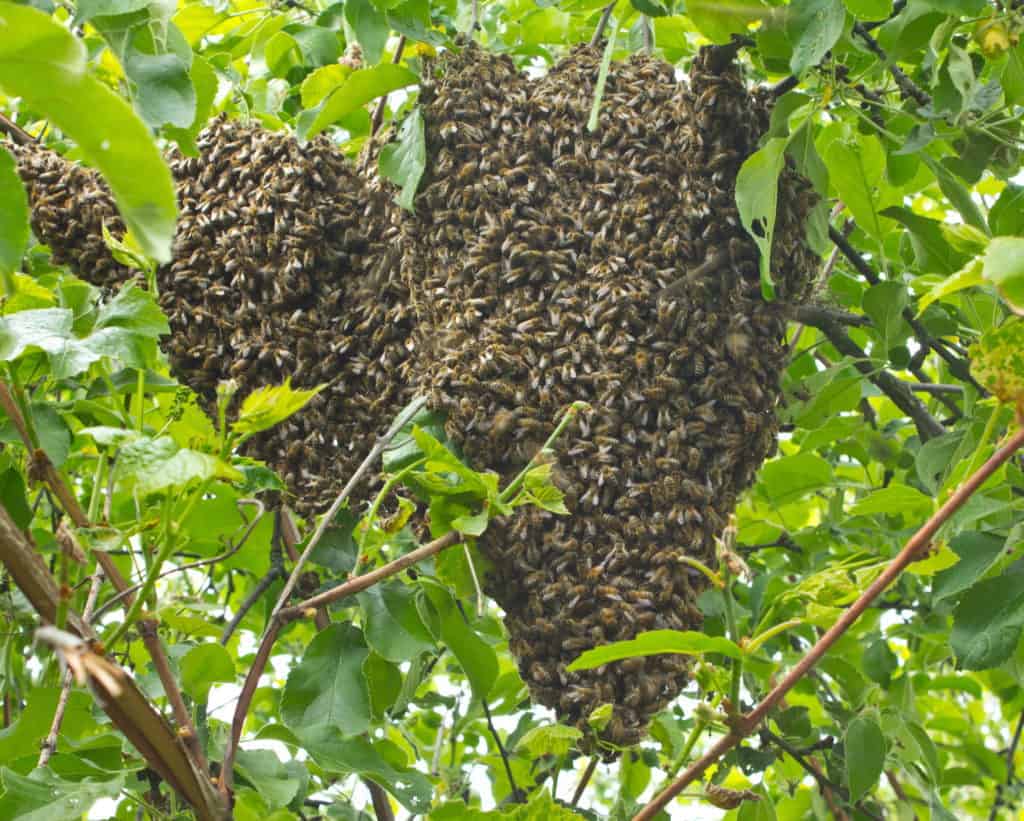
[14,121,416,509]
[12,43,818,747]
[392,44,817,744]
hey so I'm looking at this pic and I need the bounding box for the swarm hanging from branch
[12,43,819,749]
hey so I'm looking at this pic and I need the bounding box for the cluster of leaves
[1,0,1024,819]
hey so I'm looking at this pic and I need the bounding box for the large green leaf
[301,63,418,139]
[845,715,885,801]
[0,147,29,283]
[825,137,892,242]
[0,3,177,262]
[0,768,123,821]
[420,581,498,702]
[379,107,426,212]
[180,643,235,703]
[951,571,1024,669]
[115,435,241,494]
[357,581,437,663]
[981,236,1024,312]
[787,0,846,75]
[758,452,833,505]
[848,483,932,518]
[281,624,373,736]
[933,531,1006,602]
[567,630,743,672]
[736,137,788,299]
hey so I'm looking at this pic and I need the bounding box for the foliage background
[1,0,1024,819]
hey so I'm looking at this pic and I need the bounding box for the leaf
[990,184,1024,237]
[382,401,448,473]
[420,581,497,701]
[73,0,150,23]
[234,749,306,811]
[861,639,898,684]
[0,3,177,262]
[300,64,352,108]
[845,715,885,801]
[567,630,743,672]
[916,259,983,315]
[788,0,846,75]
[379,107,426,212]
[179,643,235,703]
[0,767,123,821]
[301,64,418,140]
[843,0,891,16]
[970,320,1024,404]
[233,378,325,436]
[849,483,932,517]
[116,435,241,494]
[165,55,217,154]
[296,729,432,813]
[281,623,373,736]
[880,206,964,275]
[344,0,388,64]
[0,147,29,281]
[124,51,196,129]
[517,724,582,757]
[758,452,833,505]
[951,571,1024,669]
[933,531,1006,602]
[0,468,31,528]
[862,281,910,349]
[981,236,1024,312]
[94,284,169,338]
[363,652,401,719]
[826,137,890,243]
[736,137,788,299]
[357,581,437,662]
[921,155,989,235]
[686,0,765,44]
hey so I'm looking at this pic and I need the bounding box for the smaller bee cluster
[387,44,818,745]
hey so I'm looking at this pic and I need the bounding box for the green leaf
[281,624,373,736]
[686,0,763,44]
[970,319,1024,404]
[179,643,235,703]
[0,468,31,528]
[849,483,932,517]
[826,137,890,243]
[0,768,123,821]
[951,571,1024,669]
[420,581,497,701]
[301,64,418,140]
[165,55,218,154]
[300,64,352,108]
[881,206,964,274]
[73,0,150,23]
[234,749,306,811]
[363,651,402,719]
[736,137,788,299]
[990,184,1024,237]
[567,629,743,672]
[344,0,388,64]
[357,581,437,662]
[517,724,583,758]
[862,281,910,350]
[845,715,885,801]
[382,401,448,473]
[933,531,1006,602]
[922,155,989,234]
[379,107,426,212]
[981,236,1024,312]
[758,452,833,505]
[296,730,432,813]
[125,51,196,129]
[116,435,241,494]
[95,284,169,338]
[0,3,177,262]
[843,0,891,17]
[916,259,983,315]
[233,378,325,436]
[862,638,898,684]
[788,0,846,75]
[0,147,29,282]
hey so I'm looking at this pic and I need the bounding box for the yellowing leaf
[233,378,325,436]
[917,259,983,315]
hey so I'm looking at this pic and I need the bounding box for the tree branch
[633,425,1024,821]
[589,1,616,47]
[852,22,930,107]
[989,709,1024,821]
[221,397,428,796]
[816,320,945,441]
[0,112,35,145]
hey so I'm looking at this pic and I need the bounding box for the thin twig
[370,36,408,138]
[790,304,870,328]
[93,500,264,623]
[571,757,599,806]
[221,397,428,796]
[39,570,104,768]
[469,0,480,34]
[589,1,616,47]
[816,320,945,441]
[852,22,930,107]
[902,381,963,396]
[989,709,1024,820]
[633,425,1024,821]
[367,780,396,821]
[0,112,35,145]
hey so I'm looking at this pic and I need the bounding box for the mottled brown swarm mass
[12,43,819,747]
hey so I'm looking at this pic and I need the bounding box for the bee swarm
[13,44,818,748]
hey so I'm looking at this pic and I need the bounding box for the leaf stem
[498,401,588,504]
